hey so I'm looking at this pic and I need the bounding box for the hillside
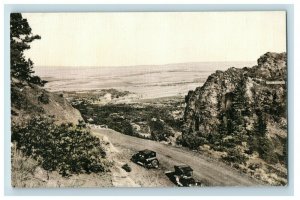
[10,79,113,187]
[10,13,115,188]
[11,78,83,125]
[182,52,287,185]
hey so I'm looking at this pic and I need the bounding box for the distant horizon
[34,59,246,97]
[33,60,258,69]
[33,60,258,96]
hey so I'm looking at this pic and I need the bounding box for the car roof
[139,149,155,154]
[175,165,193,171]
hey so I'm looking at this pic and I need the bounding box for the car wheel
[151,159,159,168]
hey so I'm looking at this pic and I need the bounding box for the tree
[254,110,267,136]
[10,13,46,86]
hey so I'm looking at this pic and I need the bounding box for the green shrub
[12,116,109,176]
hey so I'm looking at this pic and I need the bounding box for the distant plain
[35,61,255,98]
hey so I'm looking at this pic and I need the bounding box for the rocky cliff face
[182,52,287,185]
[11,78,83,125]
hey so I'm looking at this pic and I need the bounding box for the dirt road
[92,127,262,187]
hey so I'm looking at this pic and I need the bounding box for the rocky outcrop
[182,52,287,165]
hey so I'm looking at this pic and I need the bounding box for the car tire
[151,159,159,168]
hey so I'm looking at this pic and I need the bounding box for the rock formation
[183,52,287,167]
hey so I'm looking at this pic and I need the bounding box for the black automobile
[172,165,200,187]
[131,149,159,169]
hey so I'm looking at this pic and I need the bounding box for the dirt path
[92,127,263,187]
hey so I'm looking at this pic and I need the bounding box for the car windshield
[139,150,155,157]
[186,171,193,176]
[181,167,193,176]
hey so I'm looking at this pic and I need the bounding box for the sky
[22,12,286,67]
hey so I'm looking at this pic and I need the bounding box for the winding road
[91,127,263,186]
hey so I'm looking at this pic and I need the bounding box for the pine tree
[254,110,267,136]
[10,13,46,86]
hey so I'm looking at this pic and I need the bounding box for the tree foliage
[222,148,248,165]
[10,13,46,86]
[181,131,208,149]
[12,116,110,176]
[149,119,174,141]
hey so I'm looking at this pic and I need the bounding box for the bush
[11,87,45,113]
[150,119,174,141]
[222,148,248,165]
[181,133,208,149]
[73,102,182,141]
[176,135,183,145]
[221,135,241,148]
[257,137,278,164]
[30,76,48,87]
[106,119,135,136]
[11,87,26,109]
[38,92,49,104]
[12,116,109,176]
[247,135,278,164]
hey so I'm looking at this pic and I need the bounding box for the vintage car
[131,149,159,169]
[168,165,201,187]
